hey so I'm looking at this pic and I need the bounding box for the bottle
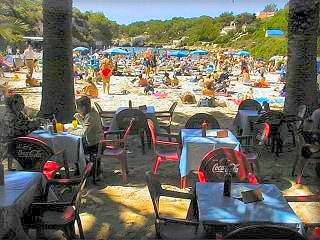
[0,162,4,185]
[223,164,232,197]
[52,114,57,133]
[201,121,208,137]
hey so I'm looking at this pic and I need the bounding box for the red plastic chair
[8,136,68,180]
[97,120,133,183]
[147,119,181,173]
[197,147,258,184]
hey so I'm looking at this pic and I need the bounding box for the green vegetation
[0,1,304,60]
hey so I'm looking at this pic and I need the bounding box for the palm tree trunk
[40,0,74,123]
[284,0,319,114]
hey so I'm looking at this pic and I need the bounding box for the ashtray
[217,130,228,138]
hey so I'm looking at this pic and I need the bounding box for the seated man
[73,96,104,174]
[0,94,45,161]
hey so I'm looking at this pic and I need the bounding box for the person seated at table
[0,94,45,159]
[73,96,104,174]
[76,77,99,98]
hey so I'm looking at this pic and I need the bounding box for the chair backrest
[145,171,162,219]
[147,119,158,152]
[185,113,220,129]
[8,136,55,170]
[197,148,258,184]
[169,102,178,115]
[116,109,147,135]
[94,102,103,115]
[122,119,134,147]
[238,99,262,112]
[73,162,93,213]
[225,224,306,240]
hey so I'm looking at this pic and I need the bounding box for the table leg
[140,131,146,155]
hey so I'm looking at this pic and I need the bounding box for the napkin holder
[139,105,147,111]
[241,188,264,204]
[217,130,228,138]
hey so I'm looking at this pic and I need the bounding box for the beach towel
[152,92,168,99]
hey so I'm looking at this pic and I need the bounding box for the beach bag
[180,92,196,104]
[197,97,214,107]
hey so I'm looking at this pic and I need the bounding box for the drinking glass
[72,119,78,129]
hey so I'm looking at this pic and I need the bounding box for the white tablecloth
[31,130,86,173]
[179,129,240,178]
[0,171,46,239]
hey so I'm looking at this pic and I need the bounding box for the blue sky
[73,0,288,25]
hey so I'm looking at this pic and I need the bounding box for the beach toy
[12,74,20,81]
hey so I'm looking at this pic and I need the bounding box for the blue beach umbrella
[237,50,250,57]
[169,50,189,58]
[73,47,90,53]
[190,50,208,56]
[103,47,129,56]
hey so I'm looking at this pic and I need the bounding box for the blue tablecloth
[30,130,86,173]
[196,182,303,234]
[179,129,240,178]
[233,110,260,135]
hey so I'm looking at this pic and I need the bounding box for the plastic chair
[8,136,69,180]
[155,102,178,137]
[238,99,262,112]
[197,148,258,184]
[255,111,285,156]
[116,108,148,154]
[145,171,199,239]
[97,120,133,183]
[185,113,220,129]
[93,102,115,131]
[23,162,93,240]
[225,224,306,240]
[147,119,181,173]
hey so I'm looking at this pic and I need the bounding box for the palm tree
[0,16,27,41]
[284,0,319,114]
[40,0,75,122]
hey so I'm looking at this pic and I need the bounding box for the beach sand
[1,70,320,239]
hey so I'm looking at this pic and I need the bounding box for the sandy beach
[1,69,320,240]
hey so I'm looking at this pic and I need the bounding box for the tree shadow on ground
[74,109,320,239]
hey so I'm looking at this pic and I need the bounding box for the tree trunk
[284,0,319,114]
[40,0,74,123]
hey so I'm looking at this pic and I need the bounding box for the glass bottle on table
[52,114,57,133]
[223,162,232,197]
[201,121,208,137]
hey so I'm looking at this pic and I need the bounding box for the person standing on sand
[23,44,36,80]
[100,58,113,95]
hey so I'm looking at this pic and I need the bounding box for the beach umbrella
[269,55,283,61]
[224,51,236,56]
[169,50,188,58]
[103,47,129,56]
[237,50,250,57]
[73,47,90,52]
[190,50,208,56]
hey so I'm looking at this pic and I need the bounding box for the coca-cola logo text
[211,160,239,174]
